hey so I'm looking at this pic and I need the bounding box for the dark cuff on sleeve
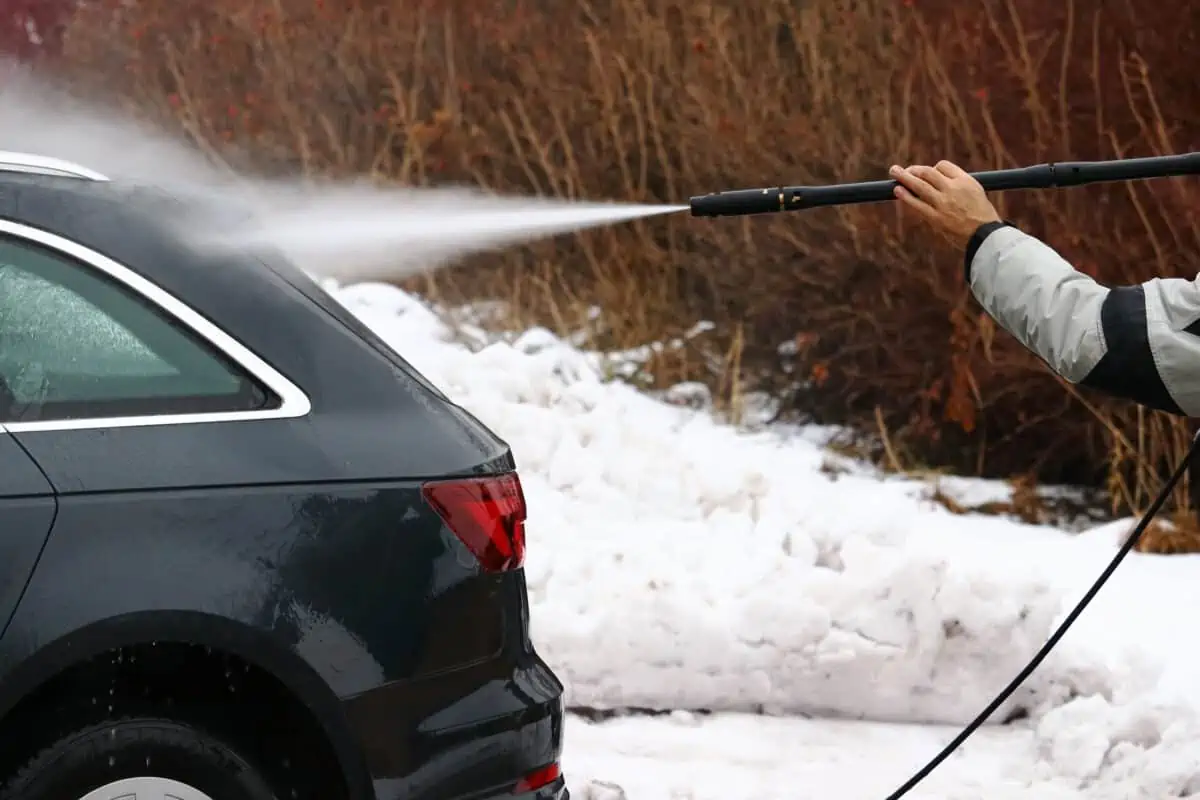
[964,220,1015,283]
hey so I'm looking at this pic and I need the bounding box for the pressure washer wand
[688,152,1200,217]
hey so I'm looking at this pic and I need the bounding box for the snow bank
[330,280,1200,795]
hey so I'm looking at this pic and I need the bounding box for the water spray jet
[0,69,688,286]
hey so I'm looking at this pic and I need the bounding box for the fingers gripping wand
[688,152,1200,216]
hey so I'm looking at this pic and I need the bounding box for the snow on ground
[330,279,1200,799]
[564,712,1086,800]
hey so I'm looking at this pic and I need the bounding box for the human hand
[888,161,1001,248]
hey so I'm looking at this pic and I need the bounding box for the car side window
[0,236,273,424]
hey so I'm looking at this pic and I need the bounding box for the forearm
[966,223,1200,416]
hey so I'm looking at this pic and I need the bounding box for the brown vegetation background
[13,0,1200,516]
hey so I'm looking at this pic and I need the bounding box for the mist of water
[0,67,685,283]
[191,187,686,282]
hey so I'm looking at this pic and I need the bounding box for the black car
[0,152,568,800]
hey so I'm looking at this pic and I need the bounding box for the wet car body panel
[0,434,56,644]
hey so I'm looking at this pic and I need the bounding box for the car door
[0,430,56,640]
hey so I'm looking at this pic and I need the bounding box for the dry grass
[1134,513,1200,555]
[47,0,1200,532]
[0,0,72,60]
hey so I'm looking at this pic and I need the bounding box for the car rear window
[0,236,270,423]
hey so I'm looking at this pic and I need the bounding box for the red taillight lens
[421,473,527,572]
[514,762,561,793]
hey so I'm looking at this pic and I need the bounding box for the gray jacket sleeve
[967,222,1200,416]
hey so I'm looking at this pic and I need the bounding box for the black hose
[883,430,1200,799]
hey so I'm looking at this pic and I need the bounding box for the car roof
[0,151,111,181]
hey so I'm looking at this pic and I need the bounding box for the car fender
[0,528,376,799]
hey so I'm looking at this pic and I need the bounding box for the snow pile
[330,279,1200,797]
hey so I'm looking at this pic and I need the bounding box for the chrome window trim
[0,151,109,181]
[0,219,312,433]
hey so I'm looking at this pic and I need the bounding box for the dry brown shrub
[54,0,1200,516]
[903,0,1200,513]
[1129,512,1200,555]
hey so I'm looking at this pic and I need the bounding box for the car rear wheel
[0,718,279,800]
[78,777,216,800]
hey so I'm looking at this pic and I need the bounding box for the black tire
[0,717,280,800]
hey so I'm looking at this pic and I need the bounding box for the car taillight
[421,473,527,572]
[514,762,561,793]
